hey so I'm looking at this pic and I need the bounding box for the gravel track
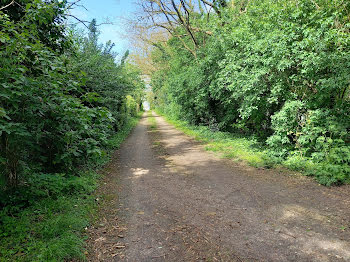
[88,112,350,262]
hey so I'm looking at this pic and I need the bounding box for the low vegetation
[147,111,157,129]
[0,115,141,261]
[158,110,267,166]
[0,1,144,261]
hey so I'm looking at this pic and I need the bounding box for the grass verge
[147,110,157,129]
[154,110,349,186]
[155,110,268,168]
[0,114,142,262]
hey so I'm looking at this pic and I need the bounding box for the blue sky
[69,0,137,57]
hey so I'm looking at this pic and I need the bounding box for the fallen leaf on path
[137,211,145,215]
[206,212,216,216]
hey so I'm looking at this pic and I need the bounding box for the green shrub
[151,0,350,185]
[126,95,138,117]
[0,1,144,260]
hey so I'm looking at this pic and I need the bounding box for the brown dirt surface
[87,112,350,262]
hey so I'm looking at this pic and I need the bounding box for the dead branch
[67,14,113,29]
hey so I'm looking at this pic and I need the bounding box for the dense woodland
[0,0,349,261]
[0,0,144,260]
[137,0,350,186]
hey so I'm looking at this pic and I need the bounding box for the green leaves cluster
[0,2,144,188]
[151,0,350,185]
[0,1,144,260]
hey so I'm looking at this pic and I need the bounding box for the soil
[87,112,350,262]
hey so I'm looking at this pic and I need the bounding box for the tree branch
[171,0,198,47]
[67,14,113,29]
[200,0,221,16]
[0,0,15,11]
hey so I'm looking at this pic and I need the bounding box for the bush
[126,95,139,117]
[0,1,144,260]
[150,0,350,185]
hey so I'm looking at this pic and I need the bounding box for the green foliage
[151,0,350,185]
[106,112,143,150]
[2,0,69,52]
[0,5,111,185]
[0,1,144,185]
[267,101,306,158]
[126,95,139,117]
[69,28,144,129]
[267,101,349,184]
[0,114,141,261]
[0,1,144,261]
[0,171,97,261]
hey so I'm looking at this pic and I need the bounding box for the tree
[132,0,223,58]
[148,0,350,185]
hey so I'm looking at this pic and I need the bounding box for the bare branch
[130,0,219,59]
[67,14,90,29]
[67,14,113,29]
[200,0,221,16]
[171,0,198,46]
[66,0,84,10]
[0,0,15,11]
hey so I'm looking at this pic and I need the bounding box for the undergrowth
[156,110,350,186]
[0,115,141,262]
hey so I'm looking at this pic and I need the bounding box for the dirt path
[88,112,350,262]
